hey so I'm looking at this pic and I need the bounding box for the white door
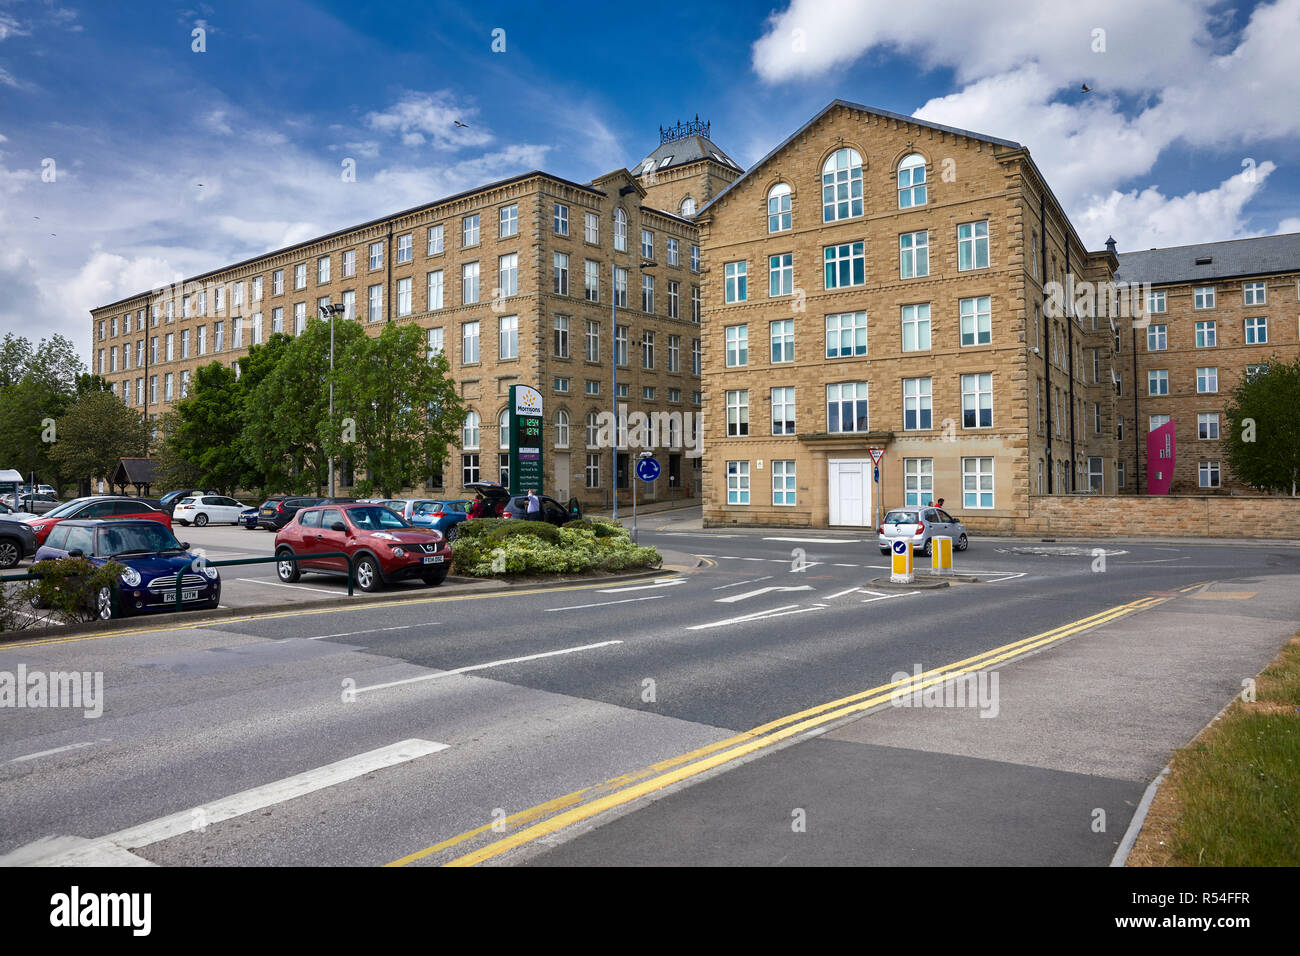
[554,453,570,501]
[828,459,871,526]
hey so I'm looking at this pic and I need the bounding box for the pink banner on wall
[1146,419,1177,494]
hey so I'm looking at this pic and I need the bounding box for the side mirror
[67,549,84,558]
[331,522,347,532]
[180,542,190,550]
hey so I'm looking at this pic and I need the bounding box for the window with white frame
[584,211,598,244]
[641,275,654,313]
[771,319,794,363]
[962,457,994,508]
[553,315,570,358]
[959,296,991,346]
[553,376,569,393]
[899,231,929,278]
[668,334,680,372]
[462,321,480,363]
[463,215,480,246]
[554,203,569,236]
[292,303,306,334]
[462,262,480,304]
[585,320,599,362]
[690,244,700,272]
[725,324,748,366]
[1196,366,1218,393]
[1245,316,1267,344]
[641,330,654,369]
[462,411,480,449]
[341,290,355,321]
[666,237,679,266]
[1243,281,1266,305]
[771,387,795,435]
[272,270,284,295]
[667,280,679,318]
[367,286,382,322]
[772,460,796,506]
[498,253,518,298]
[614,209,627,251]
[1147,290,1166,313]
[827,382,869,432]
[585,412,601,447]
[293,263,306,290]
[1148,369,1169,395]
[396,233,413,264]
[904,458,933,506]
[725,261,747,302]
[427,327,444,359]
[1195,320,1216,347]
[427,224,444,256]
[1149,413,1171,431]
[462,454,480,485]
[822,148,863,222]
[901,303,931,351]
[614,267,627,307]
[726,390,749,437]
[1198,412,1220,440]
[768,183,792,232]
[615,325,628,365]
[427,270,444,310]
[897,153,927,208]
[555,410,570,447]
[726,461,750,505]
[499,315,518,359]
[692,338,701,376]
[640,229,653,260]
[957,220,990,271]
[770,253,793,297]
[584,260,599,302]
[903,377,932,430]
[824,241,865,288]
[825,311,867,358]
[961,373,993,428]
[1198,461,1221,488]
[1147,324,1167,350]
[692,285,701,322]
[365,242,382,271]
[553,253,569,296]
[585,453,600,488]
[1193,286,1215,309]
[499,204,518,238]
[341,252,355,279]
[397,277,412,317]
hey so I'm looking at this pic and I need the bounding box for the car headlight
[392,547,406,557]
[120,567,141,587]
[202,565,219,580]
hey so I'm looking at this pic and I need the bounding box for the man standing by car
[526,489,541,520]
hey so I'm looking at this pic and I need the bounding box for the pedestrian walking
[526,489,541,520]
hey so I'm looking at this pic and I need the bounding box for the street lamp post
[319,303,346,497]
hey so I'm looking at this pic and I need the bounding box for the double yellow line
[390,593,1172,867]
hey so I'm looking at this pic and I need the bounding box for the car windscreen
[884,511,919,524]
[96,523,183,556]
[44,498,94,519]
[346,506,409,531]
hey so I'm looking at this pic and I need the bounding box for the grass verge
[1129,633,1300,866]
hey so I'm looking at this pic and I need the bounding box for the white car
[878,506,969,556]
[173,494,247,526]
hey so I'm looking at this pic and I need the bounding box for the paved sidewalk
[525,573,1300,866]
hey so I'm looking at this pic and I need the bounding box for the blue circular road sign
[892,539,907,555]
[636,457,661,482]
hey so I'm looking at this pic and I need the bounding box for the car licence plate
[158,589,201,602]
[422,556,444,564]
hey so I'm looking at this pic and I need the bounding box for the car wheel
[921,538,932,557]
[96,586,114,621]
[355,555,382,592]
[879,548,889,556]
[0,539,19,569]
[446,524,460,542]
[956,533,969,552]
[276,548,301,582]
[421,567,448,587]
[194,513,208,527]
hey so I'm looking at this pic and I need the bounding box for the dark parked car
[464,482,580,527]
[0,513,38,569]
[258,496,322,531]
[274,502,451,592]
[26,496,172,547]
[31,519,220,620]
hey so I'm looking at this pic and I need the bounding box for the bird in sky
[454,120,469,128]
[1081,83,1093,93]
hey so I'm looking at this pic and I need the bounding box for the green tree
[326,322,465,497]
[167,362,245,493]
[1224,355,1300,495]
[49,389,151,488]
[0,334,87,495]
[152,411,204,490]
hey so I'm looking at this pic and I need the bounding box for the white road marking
[597,579,684,593]
[832,563,858,568]
[763,537,861,544]
[716,585,815,604]
[236,578,341,595]
[660,533,742,538]
[546,595,665,611]
[309,623,431,640]
[710,576,774,590]
[8,740,106,764]
[861,591,919,603]
[0,739,447,866]
[353,641,623,695]
[826,586,864,600]
[687,604,822,631]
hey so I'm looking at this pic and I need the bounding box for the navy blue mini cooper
[32,519,221,620]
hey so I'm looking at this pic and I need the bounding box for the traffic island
[868,576,950,591]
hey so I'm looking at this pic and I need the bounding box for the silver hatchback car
[878,506,969,556]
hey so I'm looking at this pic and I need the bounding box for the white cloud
[204,110,232,135]
[0,12,29,41]
[1276,217,1300,234]
[364,90,492,151]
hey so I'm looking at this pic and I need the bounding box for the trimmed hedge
[451,519,658,577]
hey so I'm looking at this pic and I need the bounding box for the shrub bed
[451,519,660,577]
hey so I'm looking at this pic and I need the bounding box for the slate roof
[1115,233,1300,285]
[633,135,744,176]
[113,457,158,485]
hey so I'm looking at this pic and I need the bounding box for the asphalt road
[1,523,1298,867]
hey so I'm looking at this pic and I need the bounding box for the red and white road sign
[868,447,885,465]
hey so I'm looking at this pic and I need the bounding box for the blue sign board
[892,540,907,555]
[636,457,661,482]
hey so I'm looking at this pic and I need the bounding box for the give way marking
[715,585,814,604]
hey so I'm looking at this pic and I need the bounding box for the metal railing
[1,552,355,624]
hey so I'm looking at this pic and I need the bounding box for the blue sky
[2,0,1298,362]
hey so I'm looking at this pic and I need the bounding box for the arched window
[898,153,926,208]
[614,209,627,252]
[556,410,570,448]
[822,148,863,222]
[586,411,601,448]
[680,197,696,217]
[499,409,510,449]
[767,183,792,232]
[462,410,480,449]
